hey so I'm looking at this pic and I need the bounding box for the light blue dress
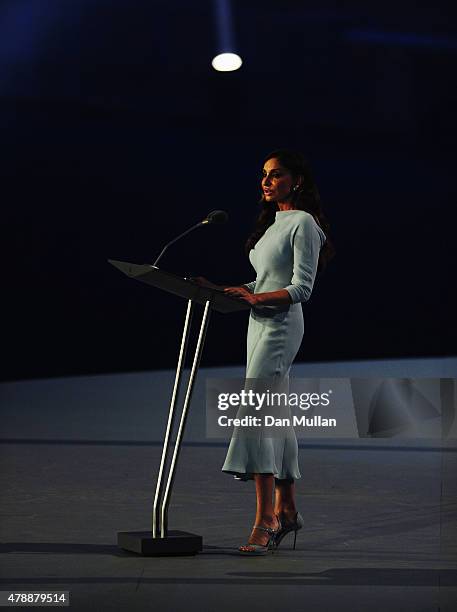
[221,209,326,481]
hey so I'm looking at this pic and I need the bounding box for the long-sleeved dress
[221,209,326,481]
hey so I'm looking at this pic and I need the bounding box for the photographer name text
[218,415,337,428]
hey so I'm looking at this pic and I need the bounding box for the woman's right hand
[222,286,259,305]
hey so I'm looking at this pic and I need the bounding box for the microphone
[152,210,228,268]
[203,210,228,225]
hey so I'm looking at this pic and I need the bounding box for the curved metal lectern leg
[118,298,213,555]
[160,299,212,538]
[152,299,194,538]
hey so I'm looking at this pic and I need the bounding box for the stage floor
[2,359,456,610]
[1,440,456,611]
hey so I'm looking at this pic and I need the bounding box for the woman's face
[261,158,294,203]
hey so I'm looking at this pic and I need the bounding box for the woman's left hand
[223,286,259,306]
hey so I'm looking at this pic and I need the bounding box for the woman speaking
[193,149,333,555]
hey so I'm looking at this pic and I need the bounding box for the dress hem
[221,468,300,482]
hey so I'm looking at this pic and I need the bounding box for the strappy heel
[274,511,304,550]
[238,519,281,556]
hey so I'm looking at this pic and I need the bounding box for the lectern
[108,260,250,556]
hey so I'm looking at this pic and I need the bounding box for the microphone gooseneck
[152,210,228,268]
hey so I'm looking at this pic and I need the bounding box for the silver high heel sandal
[273,511,304,550]
[238,520,282,556]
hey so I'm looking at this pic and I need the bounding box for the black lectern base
[117,530,203,556]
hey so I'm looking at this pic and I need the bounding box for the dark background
[2,0,456,382]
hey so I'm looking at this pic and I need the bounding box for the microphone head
[205,209,228,224]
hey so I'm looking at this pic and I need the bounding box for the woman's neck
[277,201,297,211]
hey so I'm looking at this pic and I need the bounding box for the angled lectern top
[108,259,250,314]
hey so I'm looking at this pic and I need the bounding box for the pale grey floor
[1,442,456,611]
[1,358,456,611]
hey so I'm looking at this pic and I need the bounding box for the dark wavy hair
[245,149,335,272]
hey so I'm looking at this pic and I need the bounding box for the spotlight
[212,0,242,72]
[211,52,242,72]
